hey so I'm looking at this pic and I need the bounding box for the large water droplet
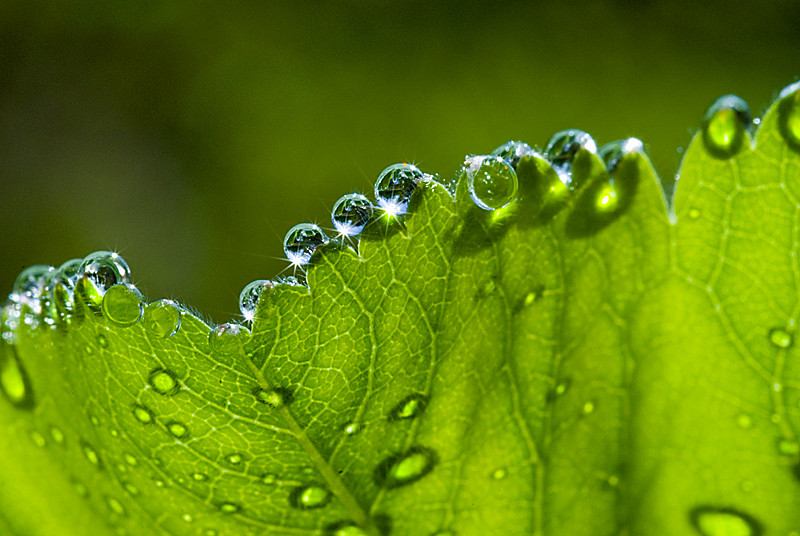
[209,323,249,356]
[374,446,437,489]
[464,155,519,211]
[332,193,374,237]
[779,82,800,151]
[545,129,597,180]
[239,280,273,322]
[253,386,292,409]
[167,421,190,441]
[388,393,428,421]
[143,299,181,338]
[491,140,534,168]
[702,95,752,159]
[0,338,35,409]
[290,485,332,510]
[284,223,329,266]
[148,368,180,396]
[769,328,793,348]
[598,138,644,172]
[690,506,760,536]
[132,404,155,424]
[102,284,144,327]
[77,252,131,304]
[374,163,425,216]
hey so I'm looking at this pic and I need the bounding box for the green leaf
[2,83,800,536]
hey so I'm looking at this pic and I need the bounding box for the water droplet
[778,438,800,456]
[239,280,273,322]
[167,421,190,441]
[218,502,240,514]
[326,522,368,536]
[182,514,193,523]
[284,223,329,266]
[148,367,180,396]
[464,155,519,211]
[343,422,361,436]
[143,300,181,338]
[0,339,35,409]
[388,393,428,421]
[106,496,126,516]
[688,208,701,220]
[332,193,374,236]
[262,473,277,484]
[30,430,46,447]
[290,485,332,510]
[122,482,139,496]
[606,475,620,487]
[702,95,752,159]
[77,251,132,305]
[209,323,249,356]
[491,467,507,480]
[551,379,571,399]
[49,426,65,444]
[374,446,437,489]
[82,441,102,467]
[778,82,800,151]
[690,506,760,536]
[132,404,155,424]
[97,334,109,349]
[253,386,292,409]
[582,401,595,415]
[101,284,144,327]
[491,140,534,168]
[598,138,644,172]
[769,328,793,348]
[192,472,208,482]
[50,259,82,324]
[374,162,425,216]
[545,129,597,180]
[11,265,54,318]
[124,453,138,466]
[737,414,752,429]
[226,453,244,465]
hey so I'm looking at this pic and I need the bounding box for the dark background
[1,1,798,323]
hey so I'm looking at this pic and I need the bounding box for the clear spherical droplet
[779,82,800,151]
[226,453,244,465]
[374,162,425,216]
[192,472,208,482]
[101,284,144,328]
[132,404,155,425]
[284,223,329,266]
[290,485,332,510]
[690,506,760,536]
[148,367,180,396]
[464,155,519,211]
[332,193,374,236]
[545,129,597,179]
[769,328,793,348]
[77,252,131,303]
[209,323,249,356]
[388,393,428,421]
[144,300,182,338]
[343,422,361,436]
[374,446,437,489]
[239,280,273,322]
[491,140,534,168]
[167,421,190,440]
[491,467,507,480]
[12,265,55,318]
[598,138,644,172]
[702,95,752,159]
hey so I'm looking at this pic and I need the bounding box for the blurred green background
[1,1,798,322]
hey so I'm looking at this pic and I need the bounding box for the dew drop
[50,259,81,324]
[124,453,138,466]
[97,334,109,349]
[326,522,368,536]
[582,401,596,415]
[122,482,140,496]
[290,485,332,510]
[148,367,180,396]
[239,280,273,322]
[388,393,428,421]
[769,328,793,348]
[736,414,752,429]
[182,514,193,523]
[101,284,144,327]
[50,426,65,444]
[226,453,243,466]
[701,95,752,159]
[132,404,155,424]
[545,129,597,180]
[77,251,132,304]
[106,496,126,516]
[0,338,35,409]
[598,138,644,172]
[332,193,374,237]
[491,467,507,480]
[690,506,761,536]
[374,162,425,216]
[209,323,249,356]
[284,223,329,266]
[143,300,181,338]
[688,208,701,220]
[11,265,54,318]
[262,473,277,485]
[778,438,800,456]
[491,140,534,169]
[464,155,519,211]
[82,441,102,467]
[167,421,190,441]
[217,502,240,514]
[374,446,437,489]
[778,82,800,151]
[343,422,361,436]
[254,386,292,409]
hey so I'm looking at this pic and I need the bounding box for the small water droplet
[284,223,329,266]
[30,430,46,447]
[491,140,534,168]
[132,404,155,424]
[388,393,428,421]
[290,485,332,510]
[491,467,507,480]
[182,514,193,523]
[332,193,374,237]
[769,328,793,348]
[374,446,437,489]
[736,414,752,429]
[101,284,144,328]
[218,502,240,514]
[226,453,244,465]
[96,334,109,349]
[374,162,426,216]
[124,453,138,466]
[545,129,597,180]
[0,339,35,409]
[253,386,292,409]
[343,422,361,436]
[778,82,800,152]
[148,367,180,396]
[463,155,519,211]
[778,438,800,456]
[167,421,190,441]
[690,506,760,536]
[82,441,102,467]
[582,401,595,415]
[153,479,165,488]
[143,300,181,338]
[262,473,277,484]
[106,496,126,516]
[327,523,368,536]
[239,280,273,322]
[11,265,54,320]
[190,472,208,482]
[77,251,132,305]
[606,475,620,487]
[88,413,101,427]
[688,208,701,220]
[49,426,65,444]
[122,482,139,496]
[110,428,119,438]
[701,95,752,159]
[209,323,249,356]
[49,259,81,324]
[553,380,570,398]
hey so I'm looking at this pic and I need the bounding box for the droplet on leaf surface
[769,328,793,348]
[101,284,144,327]
[374,446,437,489]
[239,280,272,322]
[690,506,761,536]
[778,81,800,151]
[545,129,597,179]
[0,340,34,409]
[491,140,534,168]
[290,484,332,510]
[77,251,131,302]
[701,95,752,159]
[209,323,248,356]
[374,162,425,216]
[143,299,181,338]
[332,193,374,236]
[464,155,519,210]
[388,393,428,421]
[148,368,180,396]
[284,223,329,266]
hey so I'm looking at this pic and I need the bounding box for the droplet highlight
[253,386,292,409]
[218,502,240,514]
[148,367,180,396]
[491,140,534,168]
[374,162,425,216]
[769,328,793,348]
[284,223,329,266]
[690,506,761,536]
[77,251,131,304]
[290,485,332,510]
[132,404,155,425]
[209,323,249,356]
[332,193,374,236]
[374,446,437,489]
[239,280,272,322]
[388,393,428,421]
[0,339,35,409]
[143,299,181,338]
[464,155,519,211]
[101,284,144,327]
[545,129,597,180]
[167,421,190,441]
[701,95,752,159]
